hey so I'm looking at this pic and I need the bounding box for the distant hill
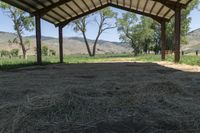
[181,28,200,53]
[0,31,132,55]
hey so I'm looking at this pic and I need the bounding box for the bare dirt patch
[0,62,200,133]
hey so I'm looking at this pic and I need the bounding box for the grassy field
[0,53,200,70]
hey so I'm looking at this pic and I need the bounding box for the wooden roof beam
[57,4,109,27]
[109,3,169,23]
[57,3,169,28]
[32,0,72,16]
[152,0,187,10]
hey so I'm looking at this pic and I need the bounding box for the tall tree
[166,0,200,50]
[117,1,200,54]
[70,7,117,56]
[0,2,34,59]
[139,16,159,54]
[117,13,141,56]
[117,13,158,56]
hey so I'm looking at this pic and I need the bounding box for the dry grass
[0,62,200,133]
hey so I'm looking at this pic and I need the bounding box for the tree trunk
[17,29,27,59]
[82,32,92,56]
[12,11,27,59]
[92,33,101,56]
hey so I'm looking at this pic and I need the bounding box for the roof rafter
[1,0,192,27]
[57,2,170,28]
[82,0,91,11]
[109,3,169,23]
[65,3,78,16]
[32,0,72,16]
[57,4,109,27]
[152,0,187,10]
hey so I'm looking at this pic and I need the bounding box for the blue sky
[0,6,199,42]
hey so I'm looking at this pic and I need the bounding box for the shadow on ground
[0,61,56,71]
[0,62,200,133]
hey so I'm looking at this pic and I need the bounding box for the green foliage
[0,2,34,34]
[117,13,159,56]
[49,49,56,56]
[10,49,19,57]
[117,13,140,56]
[117,1,199,53]
[0,2,34,59]
[1,54,200,71]
[166,0,200,49]
[0,50,10,57]
[42,46,49,56]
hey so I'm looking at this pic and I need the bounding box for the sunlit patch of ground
[157,61,200,72]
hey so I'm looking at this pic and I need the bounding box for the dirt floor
[0,62,200,133]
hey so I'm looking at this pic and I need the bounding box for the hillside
[0,31,132,55]
[181,28,200,53]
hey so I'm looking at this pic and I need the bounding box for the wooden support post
[161,21,166,61]
[174,6,181,63]
[59,26,63,63]
[35,15,42,65]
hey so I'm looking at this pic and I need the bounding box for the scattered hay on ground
[0,62,200,133]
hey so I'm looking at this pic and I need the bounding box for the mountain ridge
[0,31,132,55]
[181,28,200,52]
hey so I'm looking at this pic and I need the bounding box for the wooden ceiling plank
[33,0,61,22]
[163,8,171,18]
[65,3,79,16]
[82,0,91,11]
[136,0,140,10]
[32,0,72,16]
[143,0,149,12]
[150,1,157,14]
[156,5,165,16]
[47,0,67,20]
[91,0,97,8]
[58,4,109,27]
[99,0,103,6]
[130,0,133,8]
[110,3,169,22]
[73,0,85,13]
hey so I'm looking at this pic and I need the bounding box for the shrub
[0,50,10,57]
[10,49,19,57]
[49,49,56,56]
[42,46,49,56]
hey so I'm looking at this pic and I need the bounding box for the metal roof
[1,0,192,27]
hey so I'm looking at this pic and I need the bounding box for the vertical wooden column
[161,21,166,61]
[174,6,181,63]
[59,26,63,63]
[35,15,42,65]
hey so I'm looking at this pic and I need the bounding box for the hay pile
[1,81,200,133]
[1,63,200,133]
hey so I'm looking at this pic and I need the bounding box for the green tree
[138,16,159,54]
[70,7,117,56]
[42,46,49,56]
[117,13,148,56]
[166,0,200,50]
[49,49,56,56]
[117,1,199,54]
[0,2,34,59]
[10,49,19,57]
[0,50,10,57]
